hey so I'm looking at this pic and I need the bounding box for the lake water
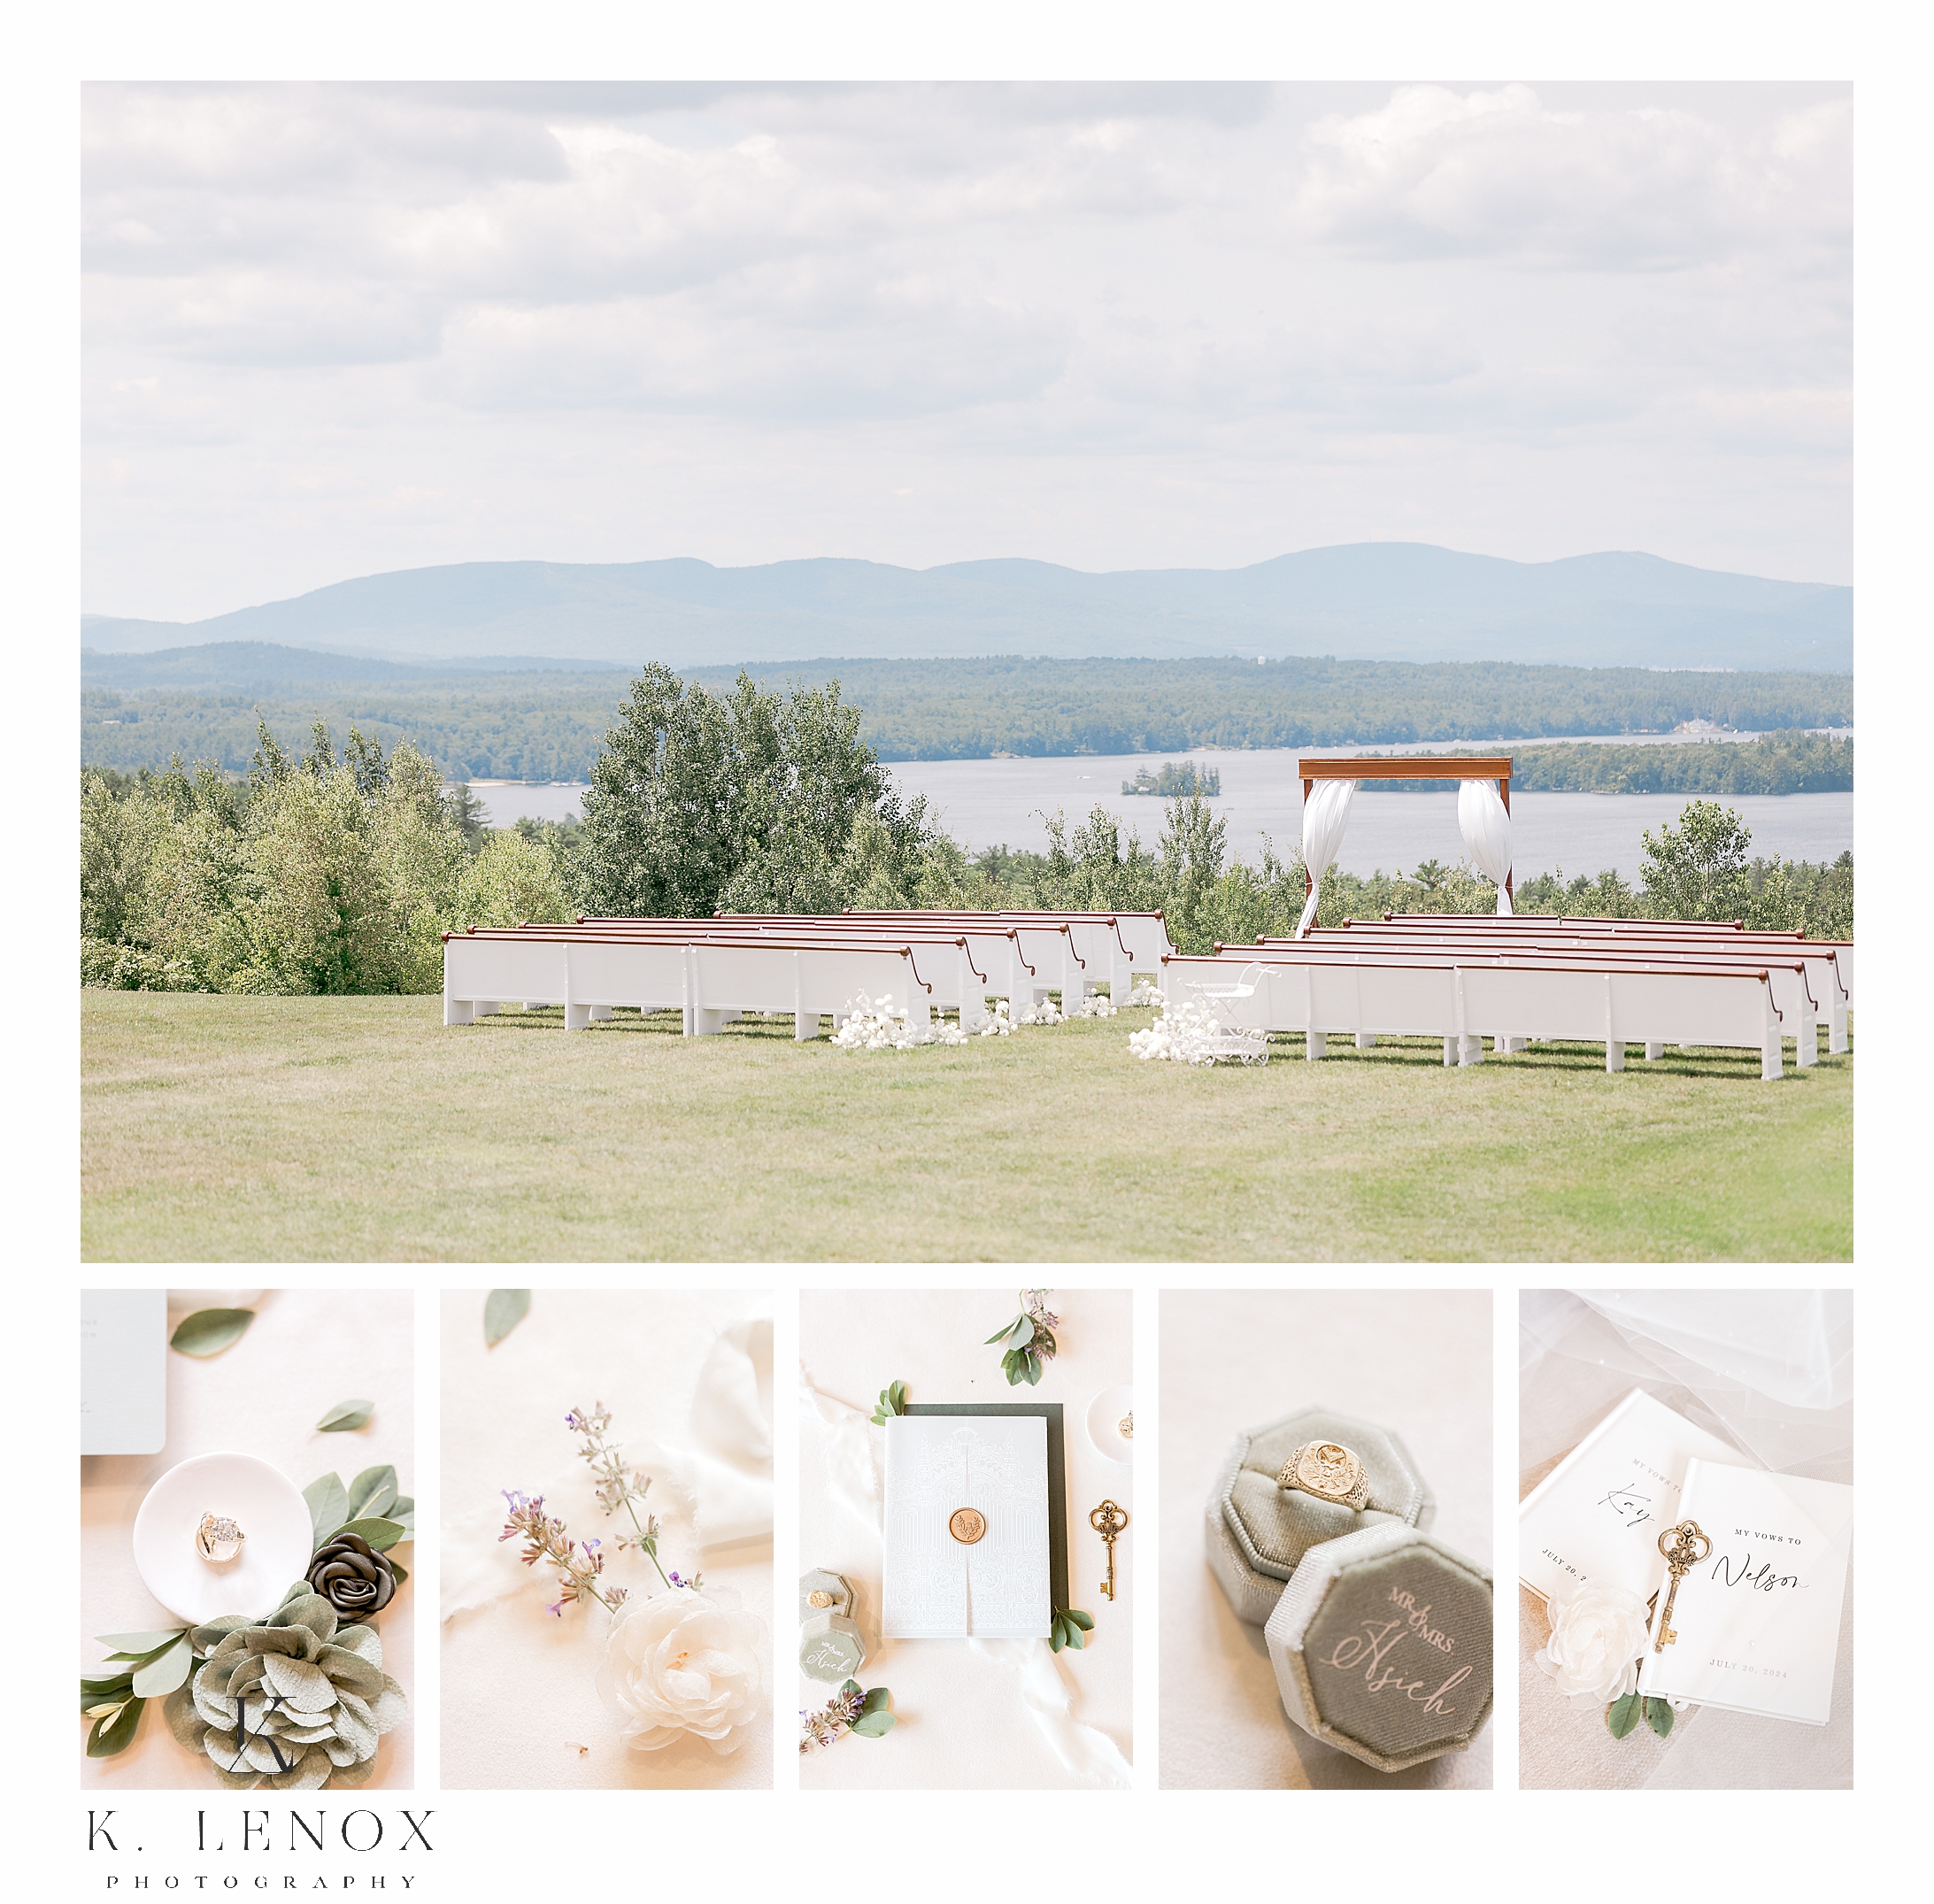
[465,746,1853,877]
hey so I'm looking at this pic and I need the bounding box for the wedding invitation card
[1637,1461,1853,1727]
[1518,1387,1739,1605]
[81,1288,167,1455]
[882,1412,1053,1638]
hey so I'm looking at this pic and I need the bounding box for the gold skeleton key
[1653,1519,1711,1653]
[1090,1499,1129,1601]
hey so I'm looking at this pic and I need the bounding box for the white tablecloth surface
[1160,1288,1493,1789]
[1518,1291,1853,1789]
[81,1288,416,1790]
[439,1288,773,1789]
[800,1288,1133,1788]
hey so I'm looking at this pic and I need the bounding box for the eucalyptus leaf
[304,1472,350,1546]
[1064,1608,1094,1630]
[484,1288,531,1347]
[387,1560,408,1587]
[1606,1692,1641,1739]
[388,1495,415,1537]
[859,1686,891,1715]
[1062,1620,1085,1649]
[889,1381,906,1410]
[839,1678,861,1699]
[87,1696,145,1757]
[1022,1353,1043,1387]
[169,1308,255,1358]
[1000,1348,1025,1384]
[81,1676,135,1711]
[96,1630,186,1655]
[985,1317,1026,1345]
[335,1515,406,1553]
[850,1712,896,1737]
[344,1466,398,1522]
[132,1637,195,1700]
[317,1399,374,1433]
[1643,1697,1675,1738]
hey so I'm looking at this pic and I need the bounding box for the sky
[81,80,1853,623]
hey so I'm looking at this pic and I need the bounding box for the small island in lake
[1122,759,1221,798]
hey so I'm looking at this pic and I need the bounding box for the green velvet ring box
[1263,1522,1492,1772]
[1206,1406,1435,1627]
[799,1569,867,1683]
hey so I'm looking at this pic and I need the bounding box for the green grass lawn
[81,992,1852,1262]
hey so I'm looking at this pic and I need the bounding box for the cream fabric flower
[597,1590,765,1754]
[1536,1579,1649,1702]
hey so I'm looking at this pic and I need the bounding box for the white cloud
[1295,85,1850,271]
[79,81,1852,617]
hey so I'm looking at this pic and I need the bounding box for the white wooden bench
[563,918,995,1033]
[1326,921,1850,1057]
[843,909,1176,998]
[443,929,943,1038]
[1162,947,1796,1078]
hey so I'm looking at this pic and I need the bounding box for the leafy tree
[576,664,931,918]
[444,782,490,850]
[1157,796,1229,953]
[1639,800,1753,921]
[455,830,574,930]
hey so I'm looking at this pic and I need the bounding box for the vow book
[1518,1388,1739,1605]
[1637,1461,1853,1727]
[882,1414,1052,1638]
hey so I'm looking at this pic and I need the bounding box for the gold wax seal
[807,1589,834,1608]
[948,1507,987,1545]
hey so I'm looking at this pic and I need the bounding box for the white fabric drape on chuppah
[1457,779,1514,913]
[1295,778,1357,937]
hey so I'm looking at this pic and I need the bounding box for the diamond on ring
[196,1513,246,1564]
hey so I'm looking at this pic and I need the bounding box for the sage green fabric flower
[172,1583,405,1791]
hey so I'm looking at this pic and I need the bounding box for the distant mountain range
[81,543,1852,673]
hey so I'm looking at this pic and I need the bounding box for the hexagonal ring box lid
[1265,1522,1492,1773]
[798,1569,867,1684]
[798,1569,855,1622]
[1206,1406,1434,1626]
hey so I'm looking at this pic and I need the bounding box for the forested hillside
[82,649,1853,781]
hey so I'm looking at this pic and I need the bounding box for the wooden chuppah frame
[1298,755,1514,902]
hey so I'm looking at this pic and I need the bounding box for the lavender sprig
[497,1491,628,1615]
[800,1678,895,1752]
[566,1402,684,1592]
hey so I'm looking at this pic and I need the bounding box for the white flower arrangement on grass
[1071,991,1118,1019]
[1124,980,1162,1008]
[830,996,969,1050]
[1126,997,1268,1067]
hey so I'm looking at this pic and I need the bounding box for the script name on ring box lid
[799,1612,867,1683]
[1206,1406,1434,1627]
[1264,1522,1492,1773]
[798,1569,856,1622]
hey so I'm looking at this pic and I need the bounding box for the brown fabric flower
[306,1532,397,1617]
